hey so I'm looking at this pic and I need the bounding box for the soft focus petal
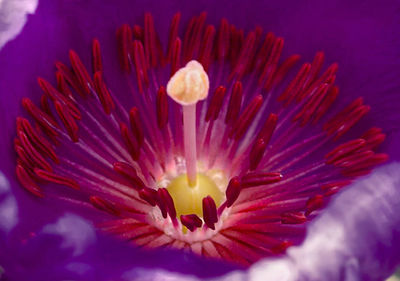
[0,172,17,234]
[0,214,237,281]
[0,0,38,49]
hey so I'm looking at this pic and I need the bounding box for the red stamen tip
[180,214,203,232]
[241,172,282,188]
[139,187,158,206]
[205,86,226,122]
[129,107,144,146]
[281,212,307,224]
[69,50,94,96]
[35,168,80,190]
[90,196,120,216]
[16,164,44,198]
[157,188,177,220]
[202,196,218,229]
[229,95,263,140]
[249,138,267,171]
[117,24,133,72]
[113,161,145,189]
[305,195,324,216]
[92,38,103,73]
[225,81,243,124]
[225,177,242,207]
[156,86,169,129]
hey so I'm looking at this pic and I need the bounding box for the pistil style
[166,60,209,186]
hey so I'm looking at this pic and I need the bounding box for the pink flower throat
[14,12,387,265]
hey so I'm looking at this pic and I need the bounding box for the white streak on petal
[0,171,18,233]
[0,0,38,49]
[42,213,96,256]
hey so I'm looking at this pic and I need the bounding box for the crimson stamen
[156,86,169,129]
[229,95,263,140]
[180,214,203,232]
[183,12,207,62]
[119,122,140,160]
[34,168,80,190]
[139,187,158,206]
[129,107,144,147]
[90,196,120,216]
[260,37,284,91]
[229,31,256,81]
[132,40,149,93]
[166,13,181,61]
[202,196,218,230]
[241,172,282,188]
[324,98,370,139]
[321,181,352,196]
[312,85,339,124]
[305,51,325,87]
[144,13,161,67]
[278,63,311,104]
[325,139,366,164]
[225,177,242,208]
[54,100,79,142]
[17,117,59,163]
[170,38,182,76]
[253,32,275,73]
[17,130,52,172]
[55,61,86,97]
[361,127,386,150]
[69,50,94,96]
[256,113,278,145]
[157,188,177,220]
[117,24,133,72]
[205,86,226,122]
[249,138,267,171]
[93,71,115,115]
[16,164,44,197]
[305,195,324,216]
[22,98,59,136]
[225,81,243,125]
[272,54,301,87]
[216,18,230,61]
[38,77,81,120]
[92,38,103,73]
[198,25,216,71]
[113,161,145,189]
[281,212,307,224]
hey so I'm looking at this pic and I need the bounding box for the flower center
[13,11,388,266]
[167,173,224,219]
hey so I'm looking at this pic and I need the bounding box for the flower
[1,0,400,280]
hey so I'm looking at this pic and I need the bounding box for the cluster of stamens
[14,12,388,265]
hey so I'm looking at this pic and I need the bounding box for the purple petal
[0,214,237,281]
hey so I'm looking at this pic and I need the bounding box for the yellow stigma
[167,173,223,217]
[166,60,209,105]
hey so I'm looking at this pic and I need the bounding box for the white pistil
[167,60,209,186]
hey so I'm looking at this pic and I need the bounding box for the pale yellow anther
[166,60,209,105]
